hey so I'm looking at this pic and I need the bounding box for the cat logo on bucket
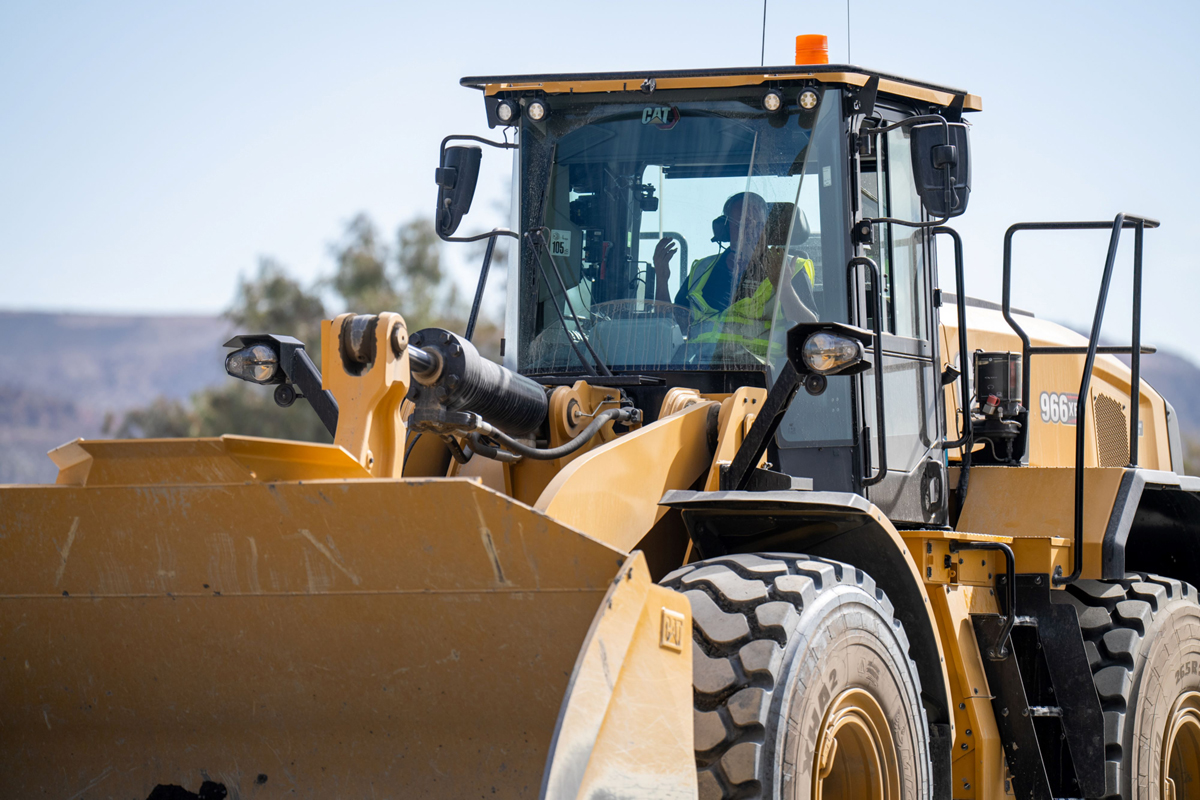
[642,106,679,130]
[660,607,685,652]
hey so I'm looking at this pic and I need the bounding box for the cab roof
[461,64,982,112]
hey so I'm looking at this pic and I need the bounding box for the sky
[2,0,1198,359]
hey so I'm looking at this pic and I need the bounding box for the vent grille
[1093,393,1130,467]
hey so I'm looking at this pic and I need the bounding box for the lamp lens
[799,90,819,110]
[527,101,546,121]
[226,344,279,384]
[802,333,863,375]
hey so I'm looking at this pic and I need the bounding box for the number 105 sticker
[1040,392,1079,425]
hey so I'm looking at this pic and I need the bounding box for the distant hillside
[0,311,232,483]
[1133,350,1200,438]
[1,310,1198,484]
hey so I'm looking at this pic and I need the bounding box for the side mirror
[435,145,482,238]
[911,122,970,218]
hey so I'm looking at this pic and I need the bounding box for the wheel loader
[4,36,1200,800]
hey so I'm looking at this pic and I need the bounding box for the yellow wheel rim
[1164,691,1200,800]
[812,688,899,800]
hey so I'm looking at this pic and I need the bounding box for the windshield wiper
[526,228,614,377]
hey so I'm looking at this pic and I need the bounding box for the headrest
[765,202,810,247]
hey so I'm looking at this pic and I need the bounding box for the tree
[393,216,466,330]
[330,213,398,314]
[230,257,327,349]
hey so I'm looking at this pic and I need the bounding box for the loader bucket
[0,468,645,799]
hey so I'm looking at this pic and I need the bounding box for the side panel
[955,465,1126,578]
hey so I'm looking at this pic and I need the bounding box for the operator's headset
[709,196,743,244]
[711,196,811,251]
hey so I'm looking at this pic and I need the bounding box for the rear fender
[1103,469,1200,583]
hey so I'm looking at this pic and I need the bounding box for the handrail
[951,540,1015,659]
[999,214,1159,586]
[933,227,973,522]
[847,257,888,487]
[933,227,972,452]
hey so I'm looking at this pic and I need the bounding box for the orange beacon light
[795,34,830,65]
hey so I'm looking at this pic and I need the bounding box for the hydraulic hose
[465,433,522,463]
[477,407,637,461]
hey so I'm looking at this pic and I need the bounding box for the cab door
[857,115,947,526]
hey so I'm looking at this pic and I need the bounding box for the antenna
[846,0,852,62]
[761,0,767,66]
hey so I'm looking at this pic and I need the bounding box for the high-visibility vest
[684,252,815,359]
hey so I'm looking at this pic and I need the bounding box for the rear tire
[1063,573,1200,798]
[661,553,930,800]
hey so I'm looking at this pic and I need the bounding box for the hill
[0,311,232,483]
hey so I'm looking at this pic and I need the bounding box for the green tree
[230,256,327,348]
[111,384,332,443]
[396,216,457,326]
[330,213,399,313]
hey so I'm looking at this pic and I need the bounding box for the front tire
[662,553,931,800]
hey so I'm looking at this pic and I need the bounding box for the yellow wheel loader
[4,40,1200,800]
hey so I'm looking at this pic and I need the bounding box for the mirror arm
[443,229,521,243]
[464,230,500,342]
[439,133,518,152]
[866,214,950,230]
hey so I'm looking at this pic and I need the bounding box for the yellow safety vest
[684,253,815,360]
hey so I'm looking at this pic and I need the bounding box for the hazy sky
[2,1,1198,358]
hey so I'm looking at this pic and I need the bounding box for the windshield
[515,89,847,374]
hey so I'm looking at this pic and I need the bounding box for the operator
[652,192,817,360]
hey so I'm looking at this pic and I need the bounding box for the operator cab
[447,64,977,527]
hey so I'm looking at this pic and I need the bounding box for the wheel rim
[1164,691,1200,800]
[812,687,899,800]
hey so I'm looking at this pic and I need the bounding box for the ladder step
[1012,615,1038,627]
[1029,705,1063,717]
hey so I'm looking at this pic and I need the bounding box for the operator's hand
[653,237,678,302]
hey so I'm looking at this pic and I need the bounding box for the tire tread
[1064,572,1200,798]
[662,553,924,799]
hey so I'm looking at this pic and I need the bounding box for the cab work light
[225,343,280,384]
[802,332,864,375]
[786,322,875,377]
[496,99,518,123]
[526,100,548,121]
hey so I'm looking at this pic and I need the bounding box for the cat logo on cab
[642,106,679,130]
